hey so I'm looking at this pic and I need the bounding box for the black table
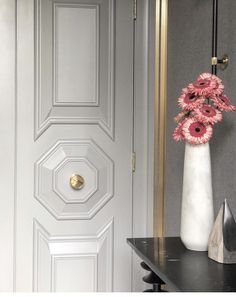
[127,237,236,292]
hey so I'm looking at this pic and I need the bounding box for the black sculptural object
[208,199,236,263]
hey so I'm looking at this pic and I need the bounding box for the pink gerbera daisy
[198,72,222,84]
[173,73,234,144]
[197,73,224,95]
[193,104,222,124]
[173,120,186,141]
[182,118,213,145]
[187,78,218,96]
[178,92,205,110]
[181,87,189,94]
[212,94,236,112]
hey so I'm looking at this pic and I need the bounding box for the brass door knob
[70,174,85,190]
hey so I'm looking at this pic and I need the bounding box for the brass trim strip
[154,0,168,237]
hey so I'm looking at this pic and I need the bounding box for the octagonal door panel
[15,0,134,292]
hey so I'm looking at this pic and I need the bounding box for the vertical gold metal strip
[153,0,161,237]
[159,0,168,236]
[154,0,168,237]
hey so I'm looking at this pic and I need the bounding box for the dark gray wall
[164,0,236,236]
[212,0,236,224]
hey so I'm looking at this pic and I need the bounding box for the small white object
[180,142,214,251]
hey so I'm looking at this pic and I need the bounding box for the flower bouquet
[173,73,236,145]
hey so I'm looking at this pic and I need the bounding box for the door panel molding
[53,2,100,107]
[33,219,113,292]
[34,0,115,139]
[34,139,114,220]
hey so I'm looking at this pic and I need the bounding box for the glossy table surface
[127,237,236,292]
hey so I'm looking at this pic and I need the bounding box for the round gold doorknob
[70,174,85,190]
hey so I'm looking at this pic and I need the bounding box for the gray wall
[164,0,236,236]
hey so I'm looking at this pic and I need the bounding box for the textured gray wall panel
[211,0,236,225]
[165,0,212,236]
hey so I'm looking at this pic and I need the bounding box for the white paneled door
[12,0,133,291]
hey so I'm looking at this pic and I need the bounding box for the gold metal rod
[154,0,168,237]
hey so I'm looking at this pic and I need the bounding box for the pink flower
[186,73,224,96]
[173,73,234,145]
[193,104,222,124]
[181,87,189,94]
[187,78,218,96]
[182,118,213,145]
[173,120,186,141]
[212,94,236,112]
[178,92,205,110]
[198,72,222,84]
[197,73,224,95]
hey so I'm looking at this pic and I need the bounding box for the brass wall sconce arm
[211,55,229,70]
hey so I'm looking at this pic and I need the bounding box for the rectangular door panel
[33,220,113,292]
[35,0,115,139]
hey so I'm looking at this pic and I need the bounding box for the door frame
[132,0,155,291]
[133,0,155,240]
[0,0,16,291]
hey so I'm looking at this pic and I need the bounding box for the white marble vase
[180,142,214,251]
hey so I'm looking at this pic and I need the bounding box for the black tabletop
[127,237,236,292]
